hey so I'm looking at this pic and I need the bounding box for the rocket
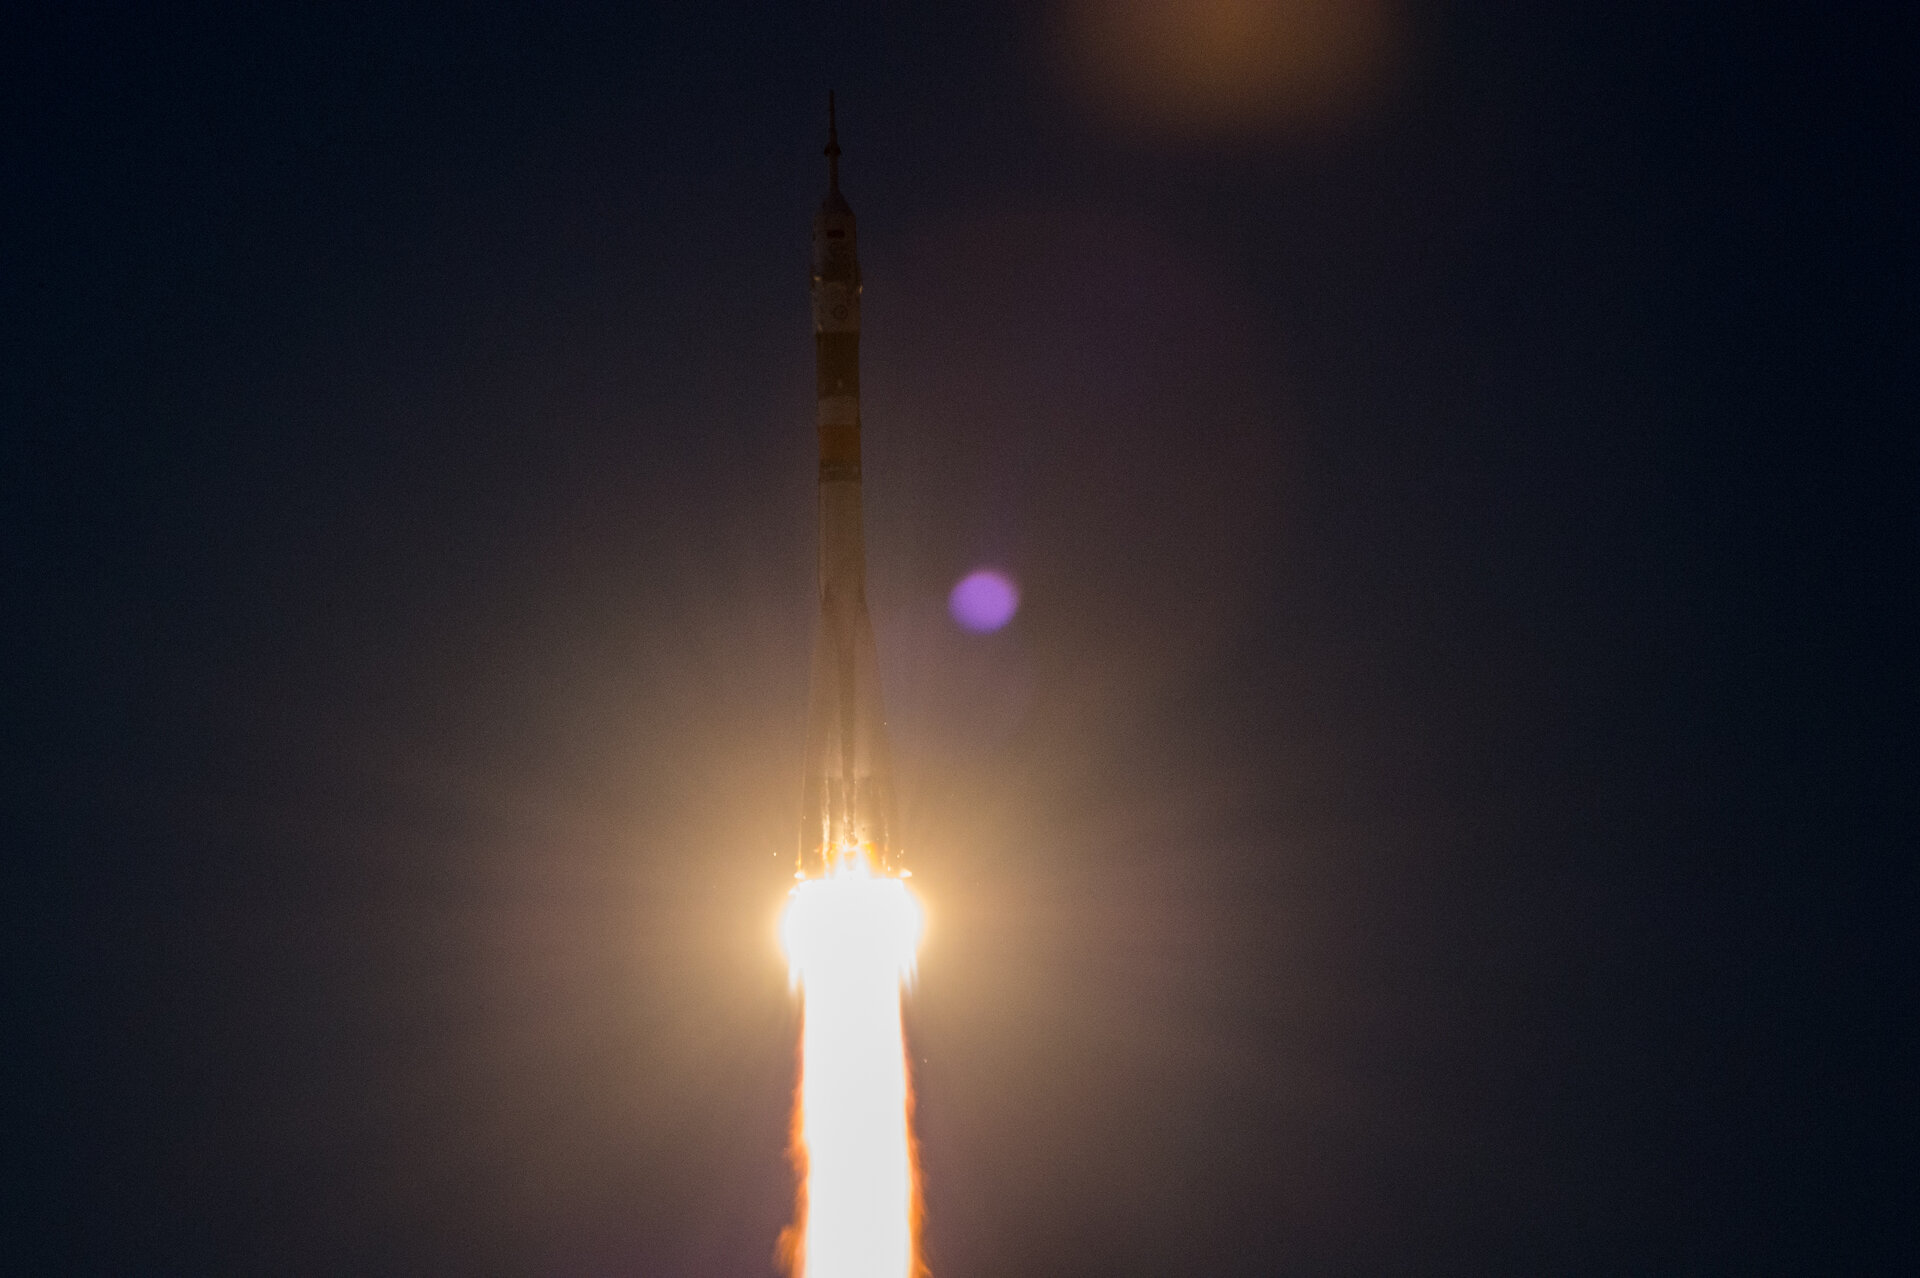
[798,96,902,879]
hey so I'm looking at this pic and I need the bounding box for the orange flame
[781,862,925,1278]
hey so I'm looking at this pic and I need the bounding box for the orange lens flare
[782,865,923,1278]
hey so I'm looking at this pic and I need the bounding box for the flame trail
[782,867,923,1278]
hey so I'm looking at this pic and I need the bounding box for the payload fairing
[798,98,902,879]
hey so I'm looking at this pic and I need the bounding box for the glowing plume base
[782,870,923,1278]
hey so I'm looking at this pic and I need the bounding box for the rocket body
[800,115,901,878]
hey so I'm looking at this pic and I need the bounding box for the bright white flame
[782,872,923,1278]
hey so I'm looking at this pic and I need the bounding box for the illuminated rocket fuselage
[800,105,901,879]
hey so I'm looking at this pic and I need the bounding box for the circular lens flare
[949,569,1020,632]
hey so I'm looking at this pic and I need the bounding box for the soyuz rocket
[798,97,902,879]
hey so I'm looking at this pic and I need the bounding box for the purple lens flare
[948,569,1020,632]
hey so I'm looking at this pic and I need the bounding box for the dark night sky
[3,2,1911,1274]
